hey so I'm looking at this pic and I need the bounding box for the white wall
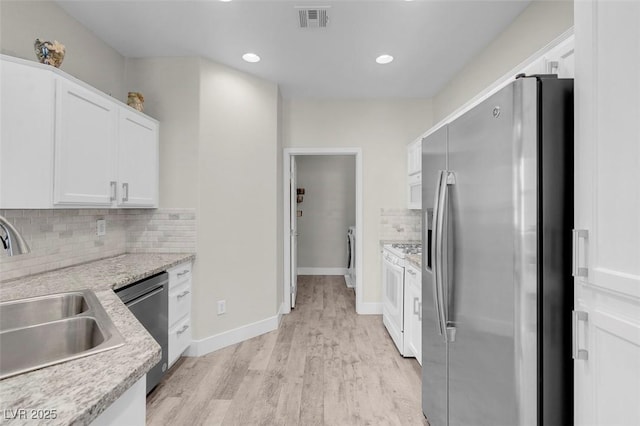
[282,99,433,303]
[296,155,356,269]
[126,57,281,340]
[124,57,201,209]
[197,58,280,337]
[433,0,574,122]
[0,0,126,101]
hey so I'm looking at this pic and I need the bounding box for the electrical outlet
[96,219,106,236]
[217,300,226,315]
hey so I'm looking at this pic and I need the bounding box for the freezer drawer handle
[572,310,589,360]
[413,297,420,315]
[572,229,589,277]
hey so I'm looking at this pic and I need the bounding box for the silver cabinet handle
[418,301,422,321]
[572,310,588,360]
[176,290,190,299]
[177,270,190,277]
[572,229,589,277]
[110,181,117,201]
[176,324,189,335]
[407,269,416,276]
[122,182,129,202]
[413,297,420,315]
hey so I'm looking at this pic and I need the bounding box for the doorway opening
[283,148,363,314]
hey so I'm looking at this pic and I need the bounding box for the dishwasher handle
[125,285,165,308]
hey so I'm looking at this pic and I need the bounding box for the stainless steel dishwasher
[116,272,168,394]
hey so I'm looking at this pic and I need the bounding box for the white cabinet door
[167,261,192,367]
[574,1,640,424]
[408,172,421,210]
[0,58,54,208]
[404,264,422,364]
[407,139,422,175]
[54,78,116,206]
[117,108,159,207]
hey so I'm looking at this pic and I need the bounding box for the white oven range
[382,243,421,356]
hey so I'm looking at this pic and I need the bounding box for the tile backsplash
[0,208,195,282]
[380,208,421,241]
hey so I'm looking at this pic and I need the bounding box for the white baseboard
[357,302,382,315]
[344,274,355,289]
[297,267,348,276]
[184,313,280,357]
[277,301,285,326]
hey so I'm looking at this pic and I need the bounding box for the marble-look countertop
[406,254,422,270]
[0,253,195,425]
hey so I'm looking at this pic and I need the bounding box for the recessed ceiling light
[220,0,232,2]
[242,53,261,63]
[376,54,394,65]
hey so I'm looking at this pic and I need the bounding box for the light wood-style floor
[147,275,427,425]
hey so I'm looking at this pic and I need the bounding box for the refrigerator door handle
[432,170,445,336]
[435,170,449,341]
[438,171,457,343]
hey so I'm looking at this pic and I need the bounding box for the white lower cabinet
[404,264,422,364]
[167,262,192,367]
[90,376,145,426]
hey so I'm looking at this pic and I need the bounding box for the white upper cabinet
[407,138,422,176]
[0,58,55,208]
[117,108,158,207]
[54,78,117,206]
[0,55,159,209]
[407,137,422,209]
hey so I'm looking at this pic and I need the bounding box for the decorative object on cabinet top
[34,38,65,68]
[127,91,144,112]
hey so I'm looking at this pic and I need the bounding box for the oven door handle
[126,285,165,308]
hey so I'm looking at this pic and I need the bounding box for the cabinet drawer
[168,315,191,367]
[168,262,192,288]
[169,280,191,326]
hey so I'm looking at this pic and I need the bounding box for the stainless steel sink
[0,290,125,379]
[0,292,89,331]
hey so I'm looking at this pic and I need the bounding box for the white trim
[277,301,285,326]
[357,302,383,315]
[283,147,363,315]
[184,314,279,357]
[344,275,355,289]
[297,267,348,276]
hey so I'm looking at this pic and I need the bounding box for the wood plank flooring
[147,275,427,426]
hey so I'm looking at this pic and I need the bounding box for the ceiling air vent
[297,7,329,28]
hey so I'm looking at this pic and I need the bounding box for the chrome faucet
[0,215,30,256]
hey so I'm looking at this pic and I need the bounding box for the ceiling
[57,0,531,99]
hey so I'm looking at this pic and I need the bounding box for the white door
[117,108,159,207]
[574,1,640,424]
[54,78,116,206]
[290,156,298,308]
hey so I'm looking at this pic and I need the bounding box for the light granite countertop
[406,254,422,270]
[0,253,195,426]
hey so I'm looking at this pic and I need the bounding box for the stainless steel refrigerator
[421,75,573,426]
